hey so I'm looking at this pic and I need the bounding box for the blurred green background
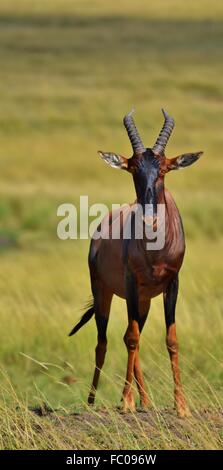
[0,0,222,448]
[0,0,223,241]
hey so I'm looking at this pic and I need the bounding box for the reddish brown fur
[70,111,202,417]
[89,174,187,413]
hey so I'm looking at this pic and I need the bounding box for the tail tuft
[69,300,94,337]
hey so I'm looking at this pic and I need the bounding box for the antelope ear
[98,151,129,170]
[167,152,203,171]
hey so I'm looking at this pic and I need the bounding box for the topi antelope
[69,109,202,417]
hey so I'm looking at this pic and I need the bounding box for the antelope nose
[143,214,153,225]
[142,214,159,230]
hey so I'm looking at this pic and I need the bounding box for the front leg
[121,267,140,412]
[133,299,151,409]
[122,319,139,412]
[163,275,191,418]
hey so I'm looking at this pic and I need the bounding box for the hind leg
[88,283,112,405]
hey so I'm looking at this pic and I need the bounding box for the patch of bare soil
[30,405,223,449]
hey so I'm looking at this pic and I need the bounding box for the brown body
[92,189,185,300]
[70,109,202,416]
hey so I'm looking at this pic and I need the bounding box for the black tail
[68,300,94,337]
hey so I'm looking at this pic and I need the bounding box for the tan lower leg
[134,346,150,407]
[122,320,139,412]
[166,323,190,417]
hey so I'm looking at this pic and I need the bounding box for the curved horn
[153,109,175,155]
[123,109,145,155]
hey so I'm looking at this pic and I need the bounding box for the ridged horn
[153,109,175,155]
[123,109,145,155]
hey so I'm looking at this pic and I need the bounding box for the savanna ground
[0,0,222,450]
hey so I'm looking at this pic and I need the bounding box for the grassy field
[0,0,222,450]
